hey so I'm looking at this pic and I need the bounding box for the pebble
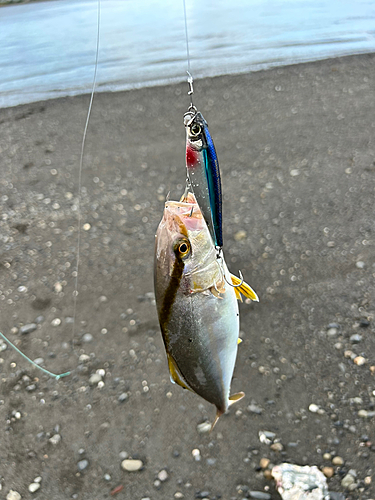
[82,333,93,343]
[364,476,372,485]
[49,434,61,445]
[356,261,365,268]
[157,469,168,482]
[118,392,128,403]
[234,230,247,241]
[119,451,128,459]
[121,459,143,472]
[322,467,334,478]
[195,492,210,499]
[249,492,271,500]
[359,318,370,327]
[174,492,184,499]
[327,328,338,337]
[153,479,161,489]
[332,456,344,466]
[354,356,366,366]
[34,358,44,366]
[20,323,37,334]
[323,453,331,460]
[308,403,320,413]
[89,373,102,385]
[79,354,90,363]
[7,491,21,500]
[197,421,211,433]
[192,449,201,461]
[260,458,270,469]
[327,323,340,329]
[259,430,276,444]
[51,318,61,326]
[328,493,345,500]
[77,459,89,471]
[248,402,263,414]
[341,473,355,488]
[350,334,362,343]
[28,483,40,493]
[270,442,283,452]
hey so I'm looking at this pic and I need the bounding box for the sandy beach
[0,53,375,499]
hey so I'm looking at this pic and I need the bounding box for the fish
[154,192,258,427]
[184,110,223,248]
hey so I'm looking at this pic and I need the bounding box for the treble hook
[225,269,244,288]
[215,249,244,288]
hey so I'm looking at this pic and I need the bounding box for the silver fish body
[154,193,250,422]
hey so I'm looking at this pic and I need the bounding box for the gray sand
[0,53,375,499]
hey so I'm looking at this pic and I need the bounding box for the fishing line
[183,0,195,109]
[0,332,70,380]
[71,0,101,351]
[0,0,101,380]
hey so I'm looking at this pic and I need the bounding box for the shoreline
[1,51,375,110]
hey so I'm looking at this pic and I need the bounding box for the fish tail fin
[231,275,259,302]
[210,409,224,433]
[210,392,245,432]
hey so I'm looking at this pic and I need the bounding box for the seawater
[0,0,374,108]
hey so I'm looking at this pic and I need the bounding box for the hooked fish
[184,110,223,248]
[154,192,258,427]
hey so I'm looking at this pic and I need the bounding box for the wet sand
[0,53,375,499]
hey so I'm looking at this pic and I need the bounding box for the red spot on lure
[186,146,198,167]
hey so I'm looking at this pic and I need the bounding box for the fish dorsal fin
[228,391,245,406]
[231,275,259,302]
[167,353,193,392]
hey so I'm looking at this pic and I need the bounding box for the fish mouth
[164,198,204,233]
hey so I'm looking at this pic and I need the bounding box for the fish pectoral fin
[231,275,259,302]
[210,286,223,299]
[167,353,193,392]
[228,392,245,406]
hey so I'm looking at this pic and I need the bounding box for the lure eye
[190,123,201,136]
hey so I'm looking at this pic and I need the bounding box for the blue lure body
[184,111,223,248]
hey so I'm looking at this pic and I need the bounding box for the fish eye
[179,242,188,254]
[174,239,191,259]
[190,123,201,136]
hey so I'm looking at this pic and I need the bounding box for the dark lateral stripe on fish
[159,256,185,338]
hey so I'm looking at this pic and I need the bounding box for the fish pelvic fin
[167,353,194,392]
[210,392,245,432]
[228,391,245,406]
[231,275,259,302]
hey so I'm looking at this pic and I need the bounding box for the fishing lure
[154,192,258,428]
[184,106,223,249]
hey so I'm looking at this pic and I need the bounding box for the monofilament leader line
[183,0,195,110]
